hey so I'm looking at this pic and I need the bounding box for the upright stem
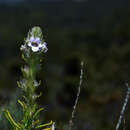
[4,27,53,130]
[21,56,39,129]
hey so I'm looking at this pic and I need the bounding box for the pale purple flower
[27,37,48,53]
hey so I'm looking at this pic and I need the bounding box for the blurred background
[0,0,130,129]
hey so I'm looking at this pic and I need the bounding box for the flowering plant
[3,27,54,130]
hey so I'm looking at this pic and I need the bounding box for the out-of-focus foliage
[0,1,130,129]
[0,90,22,130]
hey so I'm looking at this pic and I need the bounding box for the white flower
[52,122,55,130]
[20,44,26,51]
[23,65,29,74]
[33,80,39,87]
[27,37,48,53]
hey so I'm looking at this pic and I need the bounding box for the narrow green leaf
[36,120,53,128]
[17,81,21,88]
[32,119,40,126]
[33,108,44,119]
[42,128,51,130]
[3,110,21,129]
[21,54,26,61]
[18,100,26,111]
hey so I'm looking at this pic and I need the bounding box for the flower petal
[28,42,32,47]
[31,47,39,52]
[44,47,48,53]
[43,42,47,46]
[34,37,41,44]
[38,43,48,53]
[29,37,35,42]
[38,43,43,48]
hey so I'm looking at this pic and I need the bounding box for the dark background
[0,0,130,129]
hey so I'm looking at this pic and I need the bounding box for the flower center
[31,42,39,47]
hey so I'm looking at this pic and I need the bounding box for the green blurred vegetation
[0,1,130,129]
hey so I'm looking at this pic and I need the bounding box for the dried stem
[69,61,84,130]
[123,118,126,130]
[115,82,130,130]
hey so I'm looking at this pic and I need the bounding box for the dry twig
[115,82,130,130]
[69,61,84,130]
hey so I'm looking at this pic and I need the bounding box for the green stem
[22,57,38,129]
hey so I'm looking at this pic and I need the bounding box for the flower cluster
[20,27,48,54]
[27,37,48,53]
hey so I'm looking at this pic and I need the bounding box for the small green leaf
[18,100,26,110]
[21,54,26,61]
[32,119,40,126]
[17,81,21,88]
[33,108,44,119]
[22,95,28,102]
